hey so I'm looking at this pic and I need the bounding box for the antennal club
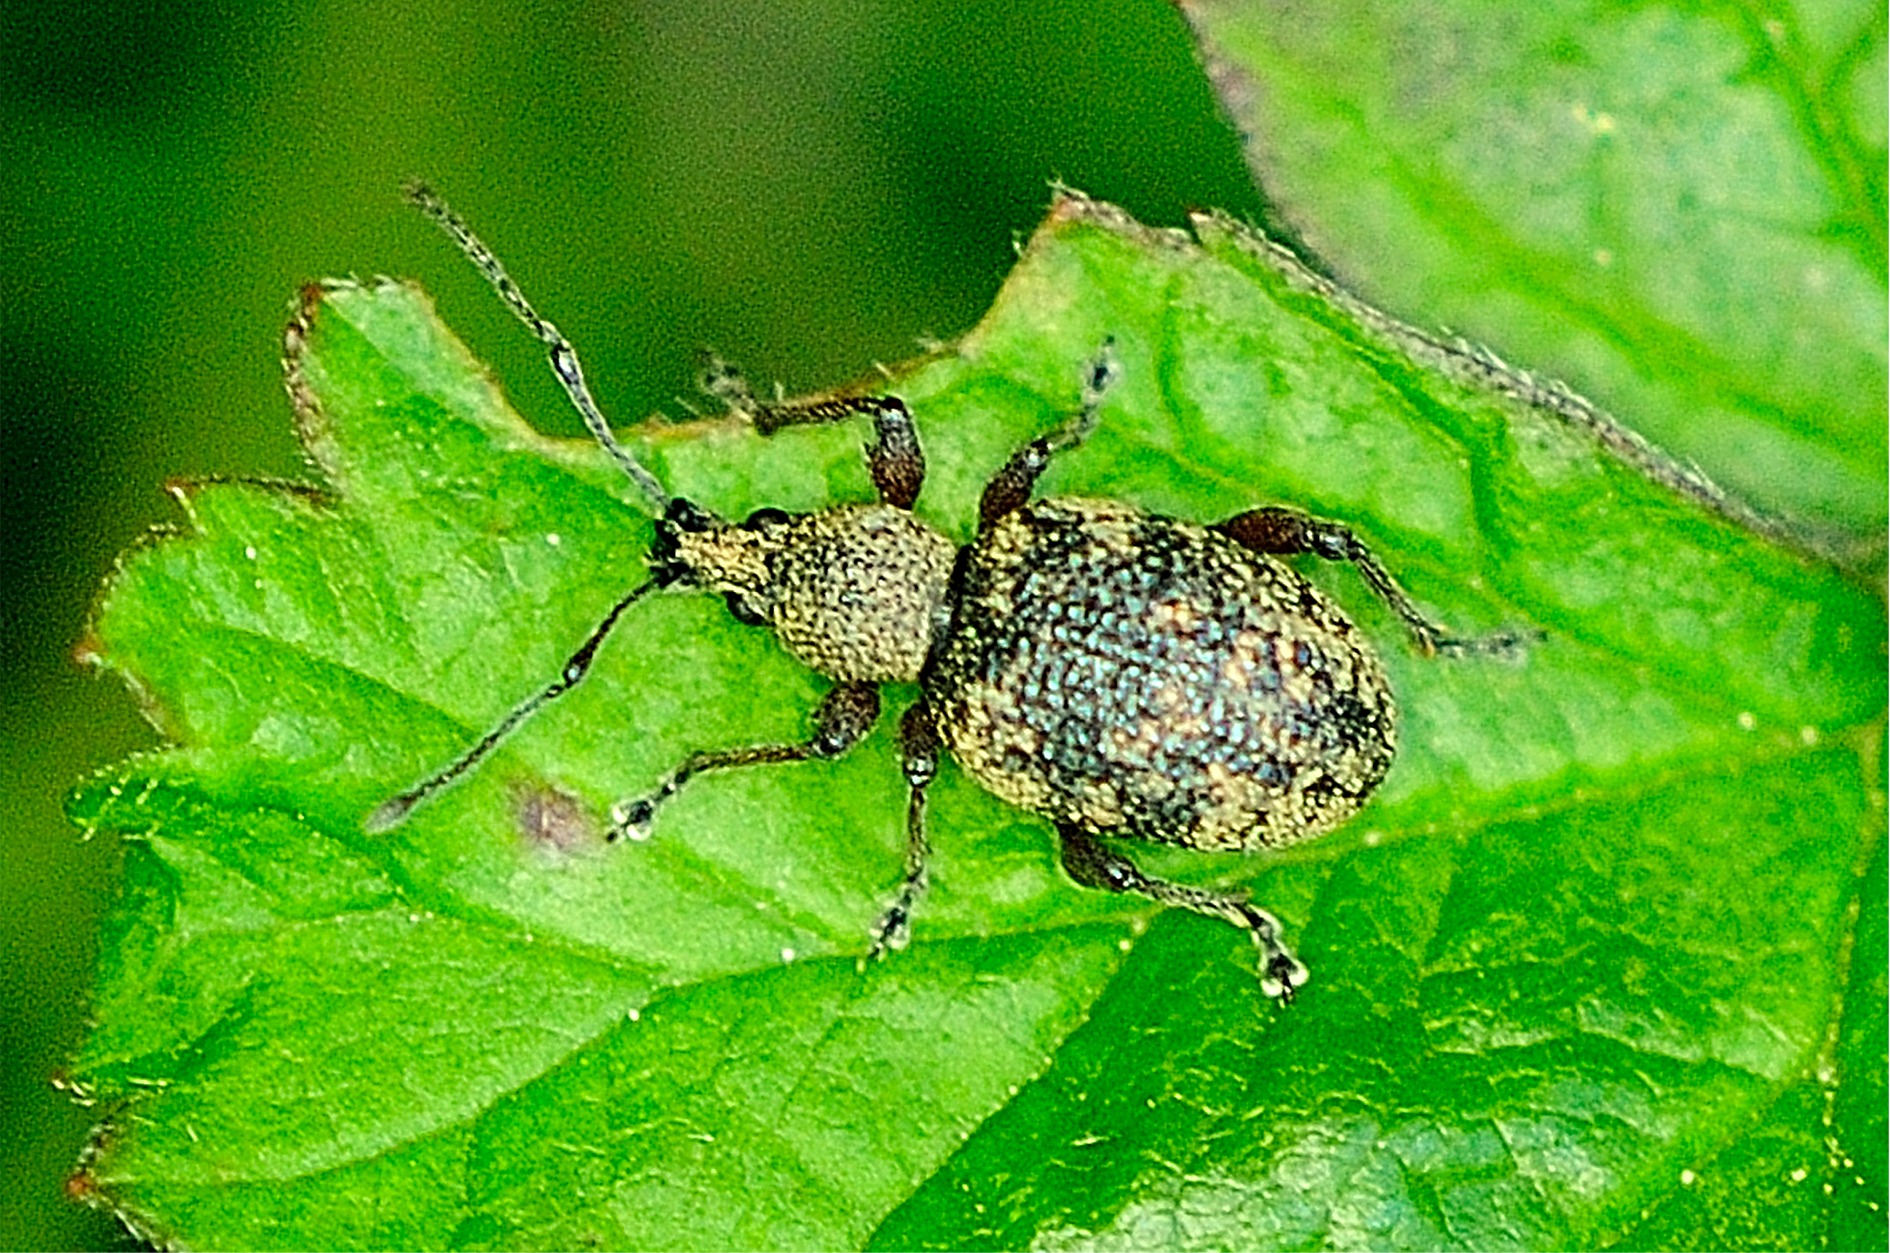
[404,182,671,517]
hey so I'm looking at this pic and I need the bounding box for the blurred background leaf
[1182,0,1887,547]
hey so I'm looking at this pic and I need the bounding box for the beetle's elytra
[369,185,1522,1001]
[932,497,1397,854]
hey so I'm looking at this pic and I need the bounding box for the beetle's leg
[700,356,924,510]
[609,681,881,840]
[978,341,1121,531]
[1057,825,1309,1002]
[868,701,942,958]
[366,576,666,833]
[1215,507,1530,658]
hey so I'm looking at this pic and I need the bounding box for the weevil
[368,186,1523,1000]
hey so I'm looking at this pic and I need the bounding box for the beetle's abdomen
[926,499,1396,850]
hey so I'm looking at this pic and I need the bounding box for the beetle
[369,185,1521,1001]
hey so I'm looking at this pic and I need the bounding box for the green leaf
[69,196,1883,1250]
[1180,0,1888,543]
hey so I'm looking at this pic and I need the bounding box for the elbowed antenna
[404,182,671,517]
[365,575,666,833]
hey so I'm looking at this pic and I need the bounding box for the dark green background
[0,1,1266,1246]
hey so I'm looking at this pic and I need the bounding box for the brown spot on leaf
[512,783,598,853]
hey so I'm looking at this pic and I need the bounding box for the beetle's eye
[665,498,717,533]
[742,507,792,531]
[724,593,769,626]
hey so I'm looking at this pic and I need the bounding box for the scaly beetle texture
[369,186,1522,1001]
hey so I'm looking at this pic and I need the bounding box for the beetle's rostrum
[373,184,1526,1002]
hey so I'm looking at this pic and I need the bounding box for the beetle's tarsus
[608,797,659,842]
[866,904,913,960]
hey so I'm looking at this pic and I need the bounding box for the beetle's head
[650,498,955,682]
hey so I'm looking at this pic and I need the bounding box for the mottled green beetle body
[928,498,1396,852]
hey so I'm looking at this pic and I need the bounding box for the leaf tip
[63,1165,100,1205]
[160,476,200,504]
[71,631,105,671]
[283,279,357,478]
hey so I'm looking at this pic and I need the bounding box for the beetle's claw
[1259,948,1310,1003]
[867,904,913,961]
[607,796,658,842]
